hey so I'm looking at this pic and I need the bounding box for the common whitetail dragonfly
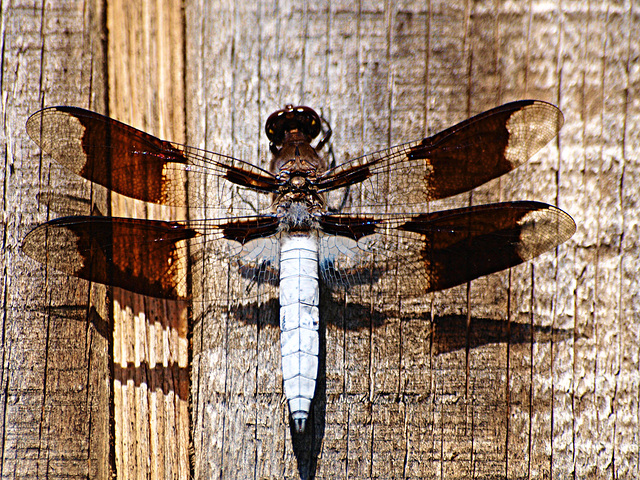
[23,101,575,433]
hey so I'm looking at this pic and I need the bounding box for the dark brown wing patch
[315,100,563,209]
[26,107,187,204]
[318,214,379,240]
[408,100,564,201]
[399,201,575,292]
[220,216,280,243]
[26,107,279,207]
[319,202,575,295]
[22,217,198,299]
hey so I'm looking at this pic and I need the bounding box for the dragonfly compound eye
[265,105,322,145]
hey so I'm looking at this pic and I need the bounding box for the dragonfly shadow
[43,292,574,480]
[217,295,576,480]
[43,304,191,401]
[429,313,575,355]
[222,294,575,355]
[48,294,575,415]
[42,303,111,340]
[223,294,387,331]
[35,190,104,217]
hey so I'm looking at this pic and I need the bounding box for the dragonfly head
[265,105,322,146]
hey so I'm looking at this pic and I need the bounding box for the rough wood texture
[0,1,110,478]
[1,0,638,479]
[186,1,639,479]
[106,0,190,478]
[1,1,190,478]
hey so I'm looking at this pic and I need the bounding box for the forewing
[21,215,281,301]
[316,100,563,212]
[26,106,278,217]
[318,201,575,297]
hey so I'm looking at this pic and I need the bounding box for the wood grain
[0,0,110,478]
[106,0,190,478]
[1,0,638,479]
[186,1,639,478]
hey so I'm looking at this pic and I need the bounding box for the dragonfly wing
[22,215,282,301]
[316,100,563,213]
[318,201,575,297]
[26,106,279,217]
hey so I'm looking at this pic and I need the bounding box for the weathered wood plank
[0,0,110,478]
[2,0,638,478]
[185,0,639,479]
[106,0,190,478]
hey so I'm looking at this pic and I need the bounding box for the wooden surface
[1,0,191,478]
[106,0,190,477]
[0,0,111,478]
[187,1,639,479]
[1,0,639,479]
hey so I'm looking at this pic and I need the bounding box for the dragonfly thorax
[277,200,319,232]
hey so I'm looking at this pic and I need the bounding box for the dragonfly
[22,100,575,432]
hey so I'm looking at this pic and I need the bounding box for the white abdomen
[279,234,319,433]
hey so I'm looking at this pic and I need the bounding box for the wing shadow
[429,313,575,355]
[41,288,574,480]
[41,304,190,401]
[204,293,574,479]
